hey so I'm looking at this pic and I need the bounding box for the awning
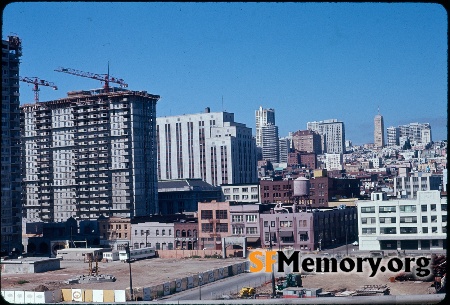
[279,231,294,237]
[246,237,260,243]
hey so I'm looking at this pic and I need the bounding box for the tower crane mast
[54,66,128,92]
[19,76,58,103]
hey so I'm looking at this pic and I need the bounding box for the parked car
[352,241,359,246]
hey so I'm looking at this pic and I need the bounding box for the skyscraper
[255,106,275,147]
[1,36,22,252]
[21,88,160,222]
[156,108,257,186]
[374,110,385,148]
[261,124,279,163]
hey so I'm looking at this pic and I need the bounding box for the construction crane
[54,65,128,92]
[19,76,58,103]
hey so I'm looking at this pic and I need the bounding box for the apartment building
[357,191,447,251]
[21,89,160,223]
[98,216,131,251]
[325,153,343,171]
[255,106,275,147]
[279,137,291,163]
[307,119,345,154]
[291,129,322,154]
[229,204,262,247]
[387,126,400,146]
[156,108,257,186]
[131,220,175,250]
[399,122,432,144]
[374,113,385,148]
[221,183,260,203]
[2,36,23,253]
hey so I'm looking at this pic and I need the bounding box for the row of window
[362,226,445,234]
[362,215,447,224]
[361,204,447,213]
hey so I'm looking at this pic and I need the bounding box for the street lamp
[125,243,133,301]
[198,275,202,300]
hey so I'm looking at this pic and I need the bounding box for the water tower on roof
[293,177,311,211]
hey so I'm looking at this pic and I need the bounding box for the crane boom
[54,67,128,92]
[19,76,58,103]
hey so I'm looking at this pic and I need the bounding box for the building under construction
[20,88,160,223]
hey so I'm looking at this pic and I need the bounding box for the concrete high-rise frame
[1,36,23,252]
[21,88,160,223]
[307,119,345,154]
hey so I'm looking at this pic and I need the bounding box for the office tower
[291,129,322,154]
[261,124,279,163]
[255,106,275,147]
[1,36,22,252]
[374,111,385,148]
[21,88,160,222]
[387,126,400,146]
[278,137,291,163]
[156,108,257,186]
[307,119,345,154]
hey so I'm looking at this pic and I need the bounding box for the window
[362,228,376,234]
[400,216,417,223]
[162,229,166,236]
[246,227,257,234]
[232,226,244,235]
[361,217,376,224]
[216,223,228,232]
[421,205,427,212]
[361,206,375,213]
[431,216,437,223]
[400,205,416,212]
[246,215,257,222]
[264,221,268,227]
[156,230,159,236]
[271,221,275,227]
[201,223,213,233]
[422,216,428,223]
[430,204,436,211]
[400,227,417,234]
[422,227,428,233]
[232,215,243,222]
[280,221,292,227]
[216,210,228,219]
[442,215,447,222]
[380,227,396,234]
[379,217,396,224]
[201,210,213,219]
[379,206,396,213]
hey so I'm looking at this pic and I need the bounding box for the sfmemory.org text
[249,250,431,278]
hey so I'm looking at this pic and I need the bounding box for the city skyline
[2,2,447,144]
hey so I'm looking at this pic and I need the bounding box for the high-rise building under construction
[21,88,160,222]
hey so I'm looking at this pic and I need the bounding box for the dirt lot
[1,257,436,296]
[1,257,246,292]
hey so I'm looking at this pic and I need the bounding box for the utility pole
[269,226,276,297]
[125,243,134,301]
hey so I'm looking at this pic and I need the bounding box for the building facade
[2,36,23,253]
[221,183,260,203]
[156,108,257,186]
[393,173,442,199]
[387,126,400,147]
[261,124,279,163]
[21,89,160,223]
[291,130,322,154]
[374,113,385,148]
[197,201,231,250]
[307,119,345,154]
[399,122,432,144]
[158,179,222,215]
[357,191,447,251]
[255,106,275,148]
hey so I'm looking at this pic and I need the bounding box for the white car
[352,241,359,246]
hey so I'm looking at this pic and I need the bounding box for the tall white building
[278,137,291,163]
[261,124,279,163]
[21,88,160,222]
[2,36,23,252]
[387,126,400,146]
[399,122,432,144]
[357,191,447,251]
[325,153,343,171]
[374,112,385,148]
[307,119,345,154]
[255,106,275,147]
[156,108,257,186]
[393,172,442,199]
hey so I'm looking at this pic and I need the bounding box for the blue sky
[3,2,447,144]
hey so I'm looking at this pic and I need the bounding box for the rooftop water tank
[293,177,310,197]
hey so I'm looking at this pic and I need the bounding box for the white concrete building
[307,119,345,154]
[131,221,175,250]
[357,191,447,251]
[156,108,257,186]
[393,172,442,199]
[387,126,400,147]
[21,89,160,222]
[325,153,343,171]
[221,183,260,203]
